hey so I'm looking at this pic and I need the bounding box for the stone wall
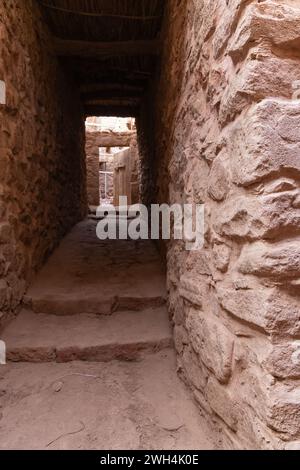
[85,129,135,206]
[85,130,140,206]
[85,134,100,206]
[0,0,87,328]
[130,137,141,204]
[136,85,157,207]
[150,0,300,449]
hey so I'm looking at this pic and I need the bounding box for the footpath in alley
[0,219,216,450]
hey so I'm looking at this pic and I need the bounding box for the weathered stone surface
[3,307,173,363]
[264,343,300,379]
[86,152,99,206]
[179,274,204,308]
[229,100,300,186]
[149,0,300,450]
[217,286,300,336]
[212,242,231,273]
[0,279,9,309]
[0,255,6,277]
[206,378,239,432]
[173,325,189,354]
[0,0,87,326]
[0,223,11,244]
[213,0,249,58]
[185,251,212,277]
[186,309,234,384]
[208,154,230,201]
[262,177,299,195]
[213,191,300,240]
[268,386,300,439]
[178,344,208,392]
[238,241,300,280]
[228,2,300,62]
[168,289,185,326]
[220,55,300,125]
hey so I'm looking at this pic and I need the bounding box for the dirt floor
[0,350,217,450]
[0,219,219,450]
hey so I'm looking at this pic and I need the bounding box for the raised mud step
[3,308,173,363]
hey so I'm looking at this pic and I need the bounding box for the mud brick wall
[0,0,87,328]
[150,0,300,449]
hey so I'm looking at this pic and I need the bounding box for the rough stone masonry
[144,0,300,450]
[0,0,87,328]
[1,0,300,451]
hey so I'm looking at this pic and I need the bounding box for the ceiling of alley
[37,0,165,116]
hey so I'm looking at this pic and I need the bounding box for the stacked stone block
[0,0,87,328]
[151,0,300,449]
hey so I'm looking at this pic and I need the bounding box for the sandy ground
[0,350,217,450]
[0,220,220,450]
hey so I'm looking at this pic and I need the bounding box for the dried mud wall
[0,0,87,328]
[150,0,300,449]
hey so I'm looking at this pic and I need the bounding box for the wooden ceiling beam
[54,38,161,58]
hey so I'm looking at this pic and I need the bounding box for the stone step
[2,308,173,363]
[24,293,166,316]
[24,219,167,316]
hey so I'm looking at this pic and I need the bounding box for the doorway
[85,116,139,209]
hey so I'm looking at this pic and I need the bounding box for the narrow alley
[0,219,215,450]
[1,0,300,452]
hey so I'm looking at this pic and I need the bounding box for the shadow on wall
[0,0,87,329]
